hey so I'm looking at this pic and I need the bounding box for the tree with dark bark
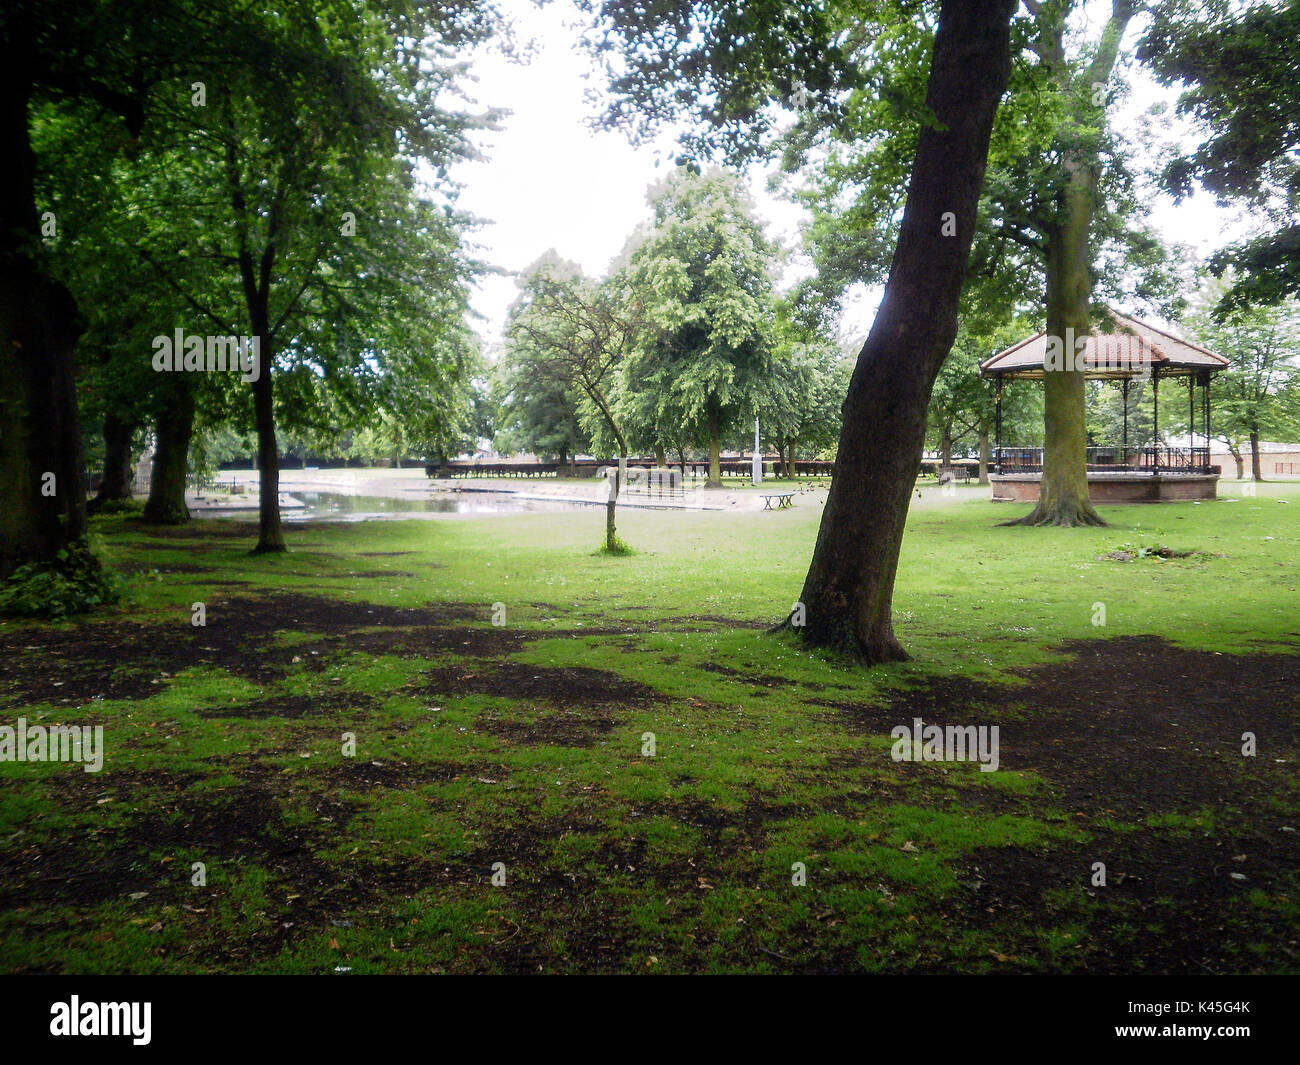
[91,412,138,508]
[588,0,1016,660]
[788,1,1183,528]
[3,0,309,574]
[0,0,148,579]
[142,379,196,524]
[4,0,495,580]
[793,3,1017,658]
[164,8,491,553]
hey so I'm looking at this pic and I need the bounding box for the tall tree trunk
[785,440,796,479]
[1009,1,1133,528]
[605,452,625,551]
[654,443,665,467]
[251,351,284,552]
[143,385,194,524]
[1010,193,1106,526]
[94,413,137,504]
[230,122,284,554]
[1229,443,1244,479]
[241,269,285,552]
[940,425,953,471]
[1250,428,1262,481]
[706,412,722,489]
[0,66,89,579]
[978,426,991,484]
[788,0,1016,661]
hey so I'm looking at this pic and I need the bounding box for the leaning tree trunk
[143,385,194,524]
[1250,428,1262,481]
[94,412,137,505]
[0,67,89,579]
[1229,445,1243,479]
[789,0,1016,662]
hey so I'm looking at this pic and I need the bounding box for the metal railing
[994,446,1213,475]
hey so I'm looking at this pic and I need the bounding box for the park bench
[761,491,794,510]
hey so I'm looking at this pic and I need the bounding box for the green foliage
[619,168,777,456]
[86,498,144,517]
[930,316,1051,454]
[1141,0,1300,312]
[578,0,866,162]
[759,312,850,463]
[503,254,628,458]
[773,3,1187,332]
[33,0,495,504]
[596,536,635,557]
[1180,274,1300,448]
[0,542,122,619]
[493,337,591,461]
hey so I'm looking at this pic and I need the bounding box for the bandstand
[979,308,1230,504]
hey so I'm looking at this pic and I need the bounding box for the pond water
[268,490,600,521]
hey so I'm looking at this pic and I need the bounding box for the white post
[752,418,762,485]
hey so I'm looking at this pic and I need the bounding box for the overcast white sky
[449,0,1250,349]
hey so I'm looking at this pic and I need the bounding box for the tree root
[999,504,1107,528]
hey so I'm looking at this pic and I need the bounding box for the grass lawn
[2,480,1298,973]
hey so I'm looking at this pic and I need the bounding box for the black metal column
[1152,366,1160,475]
[1204,372,1212,470]
[1122,378,1129,463]
[994,377,1003,474]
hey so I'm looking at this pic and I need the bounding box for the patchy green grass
[1,478,1297,973]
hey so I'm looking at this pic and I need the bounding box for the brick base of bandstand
[990,472,1219,503]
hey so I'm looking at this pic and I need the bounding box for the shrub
[0,542,122,619]
[87,497,144,516]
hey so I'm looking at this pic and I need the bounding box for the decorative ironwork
[993,446,1214,475]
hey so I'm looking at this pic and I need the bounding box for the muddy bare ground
[2,578,1298,971]
[821,637,1300,973]
[0,593,615,706]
